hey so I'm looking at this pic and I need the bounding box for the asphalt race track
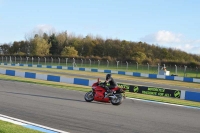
[0,80,200,133]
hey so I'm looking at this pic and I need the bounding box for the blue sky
[0,0,200,55]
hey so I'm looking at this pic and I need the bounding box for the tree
[56,32,68,46]
[69,38,82,56]
[9,41,20,54]
[0,44,10,54]
[80,36,94,56]
[19,41,30,55]
[49,34,59,55]
[61,46,78,57]
[1,30,200,66]
[56,31,68,54]
[132,51,146,63]
[43,33,49,41]
[30,37,51,56]
[120,40,131,59]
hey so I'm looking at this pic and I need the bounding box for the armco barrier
[0,68,95,86]
[1,63,200,83]
[0,68,200,103]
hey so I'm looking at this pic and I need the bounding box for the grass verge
[12,62,199,78]
[0,120,42,133]
[1,65,200,89]
[0,74,200,108]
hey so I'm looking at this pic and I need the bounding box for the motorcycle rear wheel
[84,91,94,102]
[110,93,123,105]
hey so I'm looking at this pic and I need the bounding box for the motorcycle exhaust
[109,95,117,99]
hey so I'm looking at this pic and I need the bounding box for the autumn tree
[61,46,78,57]
[132,51,146,63]
[81,35,95,56]
[56,31,68,54]
[30,37,51,56]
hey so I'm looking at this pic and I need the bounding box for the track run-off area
[0,66,200,133]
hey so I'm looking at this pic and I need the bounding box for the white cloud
[141,30,183,44]
[33,24,56,35]
[140,30,200,55]
[25,24,56,40]
[177,45,200,55]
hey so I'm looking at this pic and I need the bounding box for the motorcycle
[84,78,126,105]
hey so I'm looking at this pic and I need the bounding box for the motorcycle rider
[104,74,117,95]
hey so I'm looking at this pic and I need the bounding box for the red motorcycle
[84,79,126,105]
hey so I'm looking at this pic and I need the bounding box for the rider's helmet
[106,74,111,80]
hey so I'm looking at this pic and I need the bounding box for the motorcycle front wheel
[110,93,123,105]
[84,91,94,102]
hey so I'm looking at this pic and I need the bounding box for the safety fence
[1,56,200,78]
[0,67,200,102]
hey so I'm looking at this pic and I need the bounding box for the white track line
[0,114,69,133]
[128,97,200,110]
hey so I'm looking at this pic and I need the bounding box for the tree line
[0,31,200,67]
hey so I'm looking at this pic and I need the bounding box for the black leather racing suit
[104,77,117,92]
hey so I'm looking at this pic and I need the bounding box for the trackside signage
[117,83,181,98]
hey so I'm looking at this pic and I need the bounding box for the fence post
[196,67,198,78]
[32,57,34,65]
[26,57,29,64]
[184,65,187,77]
[20,56,22,64]
[175,65,177,75]
[126,61,128,70]
[58,57,60,65]
[51,57,53,65]
[81,59,83,67]
[107,60,109,68]
[5,56,7,63]
[89,59,91,67]
[147,63,149,72]
[9,56,12,64]
[116,61,119,69]
[98,60,100,68]
[66,58,68,66]
[73,58,76,67]
[44,57,46,65]
[38,57,40,65]
[136,62,138,70]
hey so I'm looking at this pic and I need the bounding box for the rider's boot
[105,89,112,97]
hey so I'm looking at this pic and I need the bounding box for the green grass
[0,120,42,133]
[1,65,200,89]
